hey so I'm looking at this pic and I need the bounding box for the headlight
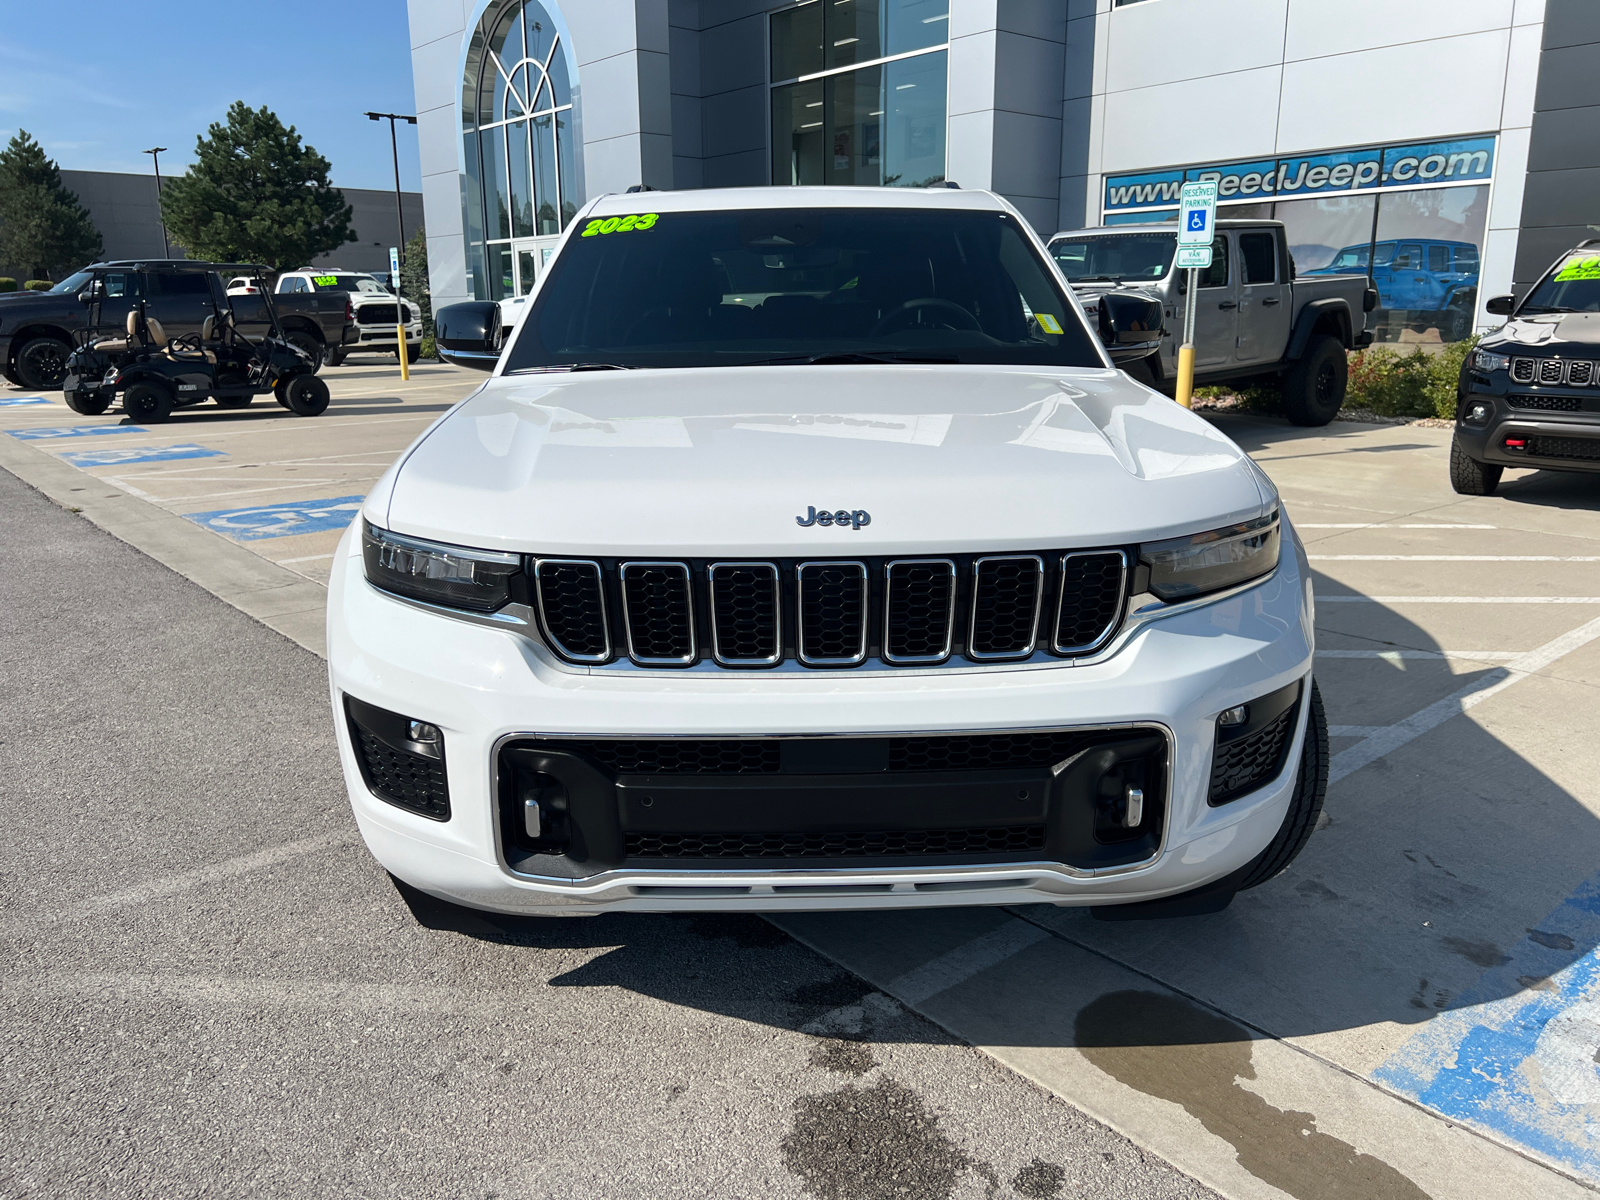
[362,520,521,612]
[1140,511,1281,602]
[1473,349,1510,373]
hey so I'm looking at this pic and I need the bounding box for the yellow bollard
[1174,343,1195,409]
[398,323,409,381]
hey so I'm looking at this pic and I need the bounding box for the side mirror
[1097,291,1166,365]
[435,301,504,372]
[1485,294,1516,317]
[77,282,104,304]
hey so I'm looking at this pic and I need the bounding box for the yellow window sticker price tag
[313,275,339,286]
[1037,313,1064,335]
[1555,256,1600,282]
[581,213,659,237]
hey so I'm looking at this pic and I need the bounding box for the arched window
[462,0,581,300]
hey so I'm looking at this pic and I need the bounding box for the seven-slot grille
[1510,357,1600,387]
[531,552,1128,670]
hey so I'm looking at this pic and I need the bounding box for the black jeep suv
[1452,241,1600,495]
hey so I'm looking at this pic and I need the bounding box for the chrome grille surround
[882,559,957,664]
[967,555,1045,660]
[797,560,870,666]
[619,561,696,665]
[532,558,612,663]
[1054,550,1129,655]
[708,562,782,666]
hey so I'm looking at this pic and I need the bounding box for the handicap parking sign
[184,494,366,541]
[1187,209,1207,232]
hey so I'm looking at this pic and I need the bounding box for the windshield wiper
[507,362,634,374]
[1519,305,1584,314]
[1072,274,1117,283]
[730,351,961,366]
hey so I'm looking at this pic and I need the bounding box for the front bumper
[1458,372,1600,472]
[327,521,1316,915]
[354,324,423,346]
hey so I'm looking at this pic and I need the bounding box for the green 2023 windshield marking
[1555,256,1600,282]
[580,213,659,237]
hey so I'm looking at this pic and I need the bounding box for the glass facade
[461,0,580,301]
[770,0,949,189]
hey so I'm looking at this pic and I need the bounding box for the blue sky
[0,2,422,192]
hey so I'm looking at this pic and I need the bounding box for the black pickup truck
[0,260,355,390]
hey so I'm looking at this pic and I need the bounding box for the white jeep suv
[326,186,1323,918]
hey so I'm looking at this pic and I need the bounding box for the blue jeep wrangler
[1306,238,1479,342]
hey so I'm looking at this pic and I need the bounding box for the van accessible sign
[1103,135,1496,213]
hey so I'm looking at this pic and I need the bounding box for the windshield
[1328,246,1369,270]
[506,207,1102,371]
[48,271,96,295]
[310,274,388,294]
[1048,233,1175,283]
[1520,252,1600,314]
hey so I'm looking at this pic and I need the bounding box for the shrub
[22,279,51,291]
[420,334,437,361]
[1346,337,1476,420]
[0,278,15,292]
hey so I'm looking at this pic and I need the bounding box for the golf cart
[61,262,331,423]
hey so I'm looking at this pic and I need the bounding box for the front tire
[283,374,330,417]
[14,337,72,391]
[323,345,347,368]
[65,387,112,416]
[1450,435,1503,495]
[284,332,324,374]
[1282,334,1347,426]
[400,342,420,364]
[121,381,175,424]
[1233,682,1329,891]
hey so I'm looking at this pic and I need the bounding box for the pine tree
[400,226,433,337]
[159,102,354,272]
[0,131,103,280]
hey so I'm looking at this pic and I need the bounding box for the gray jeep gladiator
[0,260,354,391]
[1049,219,1377,425]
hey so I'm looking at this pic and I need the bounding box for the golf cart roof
[90,260,272,274]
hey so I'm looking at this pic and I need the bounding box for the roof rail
[625,184,660,193]
[929,180,961,189]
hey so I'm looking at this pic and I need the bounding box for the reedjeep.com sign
[1103,135,1496,213]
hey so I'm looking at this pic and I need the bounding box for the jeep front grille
[530,551,1130,670]
[1510,357,1600,387]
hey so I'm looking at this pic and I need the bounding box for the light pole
[365,111,418,380]
[142,147,170,257]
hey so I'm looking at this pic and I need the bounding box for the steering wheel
[869,297,981,337]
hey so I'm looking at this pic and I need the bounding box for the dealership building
[406,0,1597,339]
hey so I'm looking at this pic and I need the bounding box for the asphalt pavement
[0,460,1213,1199]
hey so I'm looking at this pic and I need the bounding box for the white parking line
[1312,556,1600,562]
[1328,614,1600,784]
[1298,523,1497,529]
[1320,596,1600,604]
[276,553,337,564]
[1316,650,1521,660]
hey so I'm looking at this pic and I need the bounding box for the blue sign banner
[9,425,148,440]
[0,395,51,407]
[1105,135,1496,212]
[57,444,223,468]
[184,494,366,542]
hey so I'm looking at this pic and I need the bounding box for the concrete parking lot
[4,365,1600,1199]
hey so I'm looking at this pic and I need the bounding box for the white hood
[377,364,1271,557]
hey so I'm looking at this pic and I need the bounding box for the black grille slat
[1508,394,1583,412]
[358,303,400,325]
[626,826,1046,859]
[621,562,695,664]
[883,560,955,663]
[970,556,1043,658]
[1539,359,1565,385]
[1568,361,1595,386]
[351,726,450,820]
[1527,436,1600,462]
[709,563,780,665]
[534,560,610,662]
[1210,706,1297,805]
[1055,551,1127,653]
[888,731,1097,771]
[557,739,781,774]
[798,561,868,665]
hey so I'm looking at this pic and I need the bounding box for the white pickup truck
[328,186,1325,922]
[266,269,423,366]
[1049,219,1376,425]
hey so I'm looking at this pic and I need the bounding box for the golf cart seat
[141,313,215,364]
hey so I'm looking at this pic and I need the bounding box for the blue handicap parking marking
[184,494,366,542]
[9,425,148,440]
[57,444,222,468]
[1375,871,1600,1180]
[0,395,52,406]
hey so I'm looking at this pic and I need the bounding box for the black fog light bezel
[345,695,452,821]
[1461,400,1492,427]
[1208,680,1303,806]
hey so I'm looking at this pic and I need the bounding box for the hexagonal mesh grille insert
[535,560,609,660]
[626,826,1046,858]
[799,562,866,663]
[1209,704,1298,804]
[884,560,954,662]
[1055,552,1125,652]
[351,726,450,820]
[710,564,779,663]
[1508,394,1582,412]
[970,557,1042,657]
[622,563,694,662]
